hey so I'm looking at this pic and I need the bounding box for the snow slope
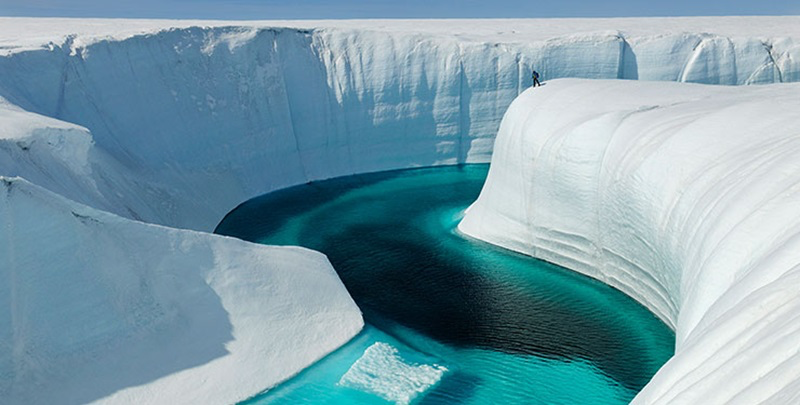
[0,176,363,404]
[1,17,800,404]
[0,34,370,403]
[460,79,800,403]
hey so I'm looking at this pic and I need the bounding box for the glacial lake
[215,164,674,404]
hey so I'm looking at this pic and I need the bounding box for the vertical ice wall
[1,25,797,230]
[460,79,800,403]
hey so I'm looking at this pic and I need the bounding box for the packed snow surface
[460,79,800,403]
[1,16,800,404]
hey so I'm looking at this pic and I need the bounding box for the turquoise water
[215,164,674,404]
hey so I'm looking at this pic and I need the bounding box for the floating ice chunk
[338,342,447,405]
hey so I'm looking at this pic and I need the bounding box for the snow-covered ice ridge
[1,17,799,404]
[1,17,799,231]
[460,79,800,403]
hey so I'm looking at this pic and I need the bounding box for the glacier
[0,16,799,404]
[460,79,800,403]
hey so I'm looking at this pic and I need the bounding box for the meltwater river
[215,164,673,404]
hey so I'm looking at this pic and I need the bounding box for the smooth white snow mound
[338,342,447,405]
[459,79,800,403]
[0,96,172,224]
[0,177,363,405]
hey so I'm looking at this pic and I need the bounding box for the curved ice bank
[0,177,363,404]
[1,17,800,231]
[459,79,800,403]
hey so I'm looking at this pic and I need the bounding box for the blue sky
[1,0,798,19]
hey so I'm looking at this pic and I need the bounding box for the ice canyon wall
[1,18,798,231]
[460,79,800,404]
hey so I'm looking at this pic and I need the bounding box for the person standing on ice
[532,70,541,87]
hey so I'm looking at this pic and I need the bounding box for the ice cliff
[1,17,800,404]
[1,17,799,231]
[460,79,800,403]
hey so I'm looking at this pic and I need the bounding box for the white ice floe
[460,78,800,403]
[339,342,447,405]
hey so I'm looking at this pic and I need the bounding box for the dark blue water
[215,164,674,404]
